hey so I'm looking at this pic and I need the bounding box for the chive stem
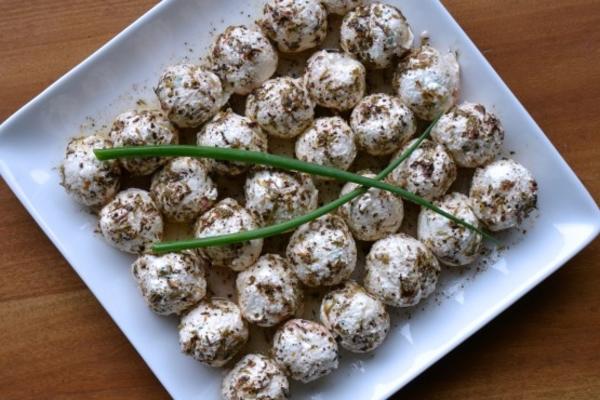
[94,116,497,252]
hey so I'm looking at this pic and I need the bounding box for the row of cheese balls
[132,229,441,387]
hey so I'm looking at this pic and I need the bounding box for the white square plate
[1,0,599,399]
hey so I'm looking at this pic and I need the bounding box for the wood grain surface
[1,1,599,399]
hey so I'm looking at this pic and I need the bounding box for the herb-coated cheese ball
[131,251,207,315]
[295,117,357,178]
[431,102,504,168]
[108,110,178,176]
[244,169,318,226]
[338,171,404,241]
[60,135,121,208]
[286,214,357,287]
[259,0,328,53]
[197,110,268,176]
[194,198,263,271]
[154,64,230,128]
[222,354,290,400]
[321,0,363,15]
[150,157,218,223]
[364,233,440,307]
[341,2,414,69]
[304,50,366,111]
[469,159,538,231]
[320,281,389,353]
[387,138,457,201]
[350,93,416,156]
[271,319,338,383]
[393,45,460,121]
[417,192,482,266]
[210,25,278,95]
[179,298,249,367]
[245,77,314,139]
[236,254,303,327]
[99,189,163,254]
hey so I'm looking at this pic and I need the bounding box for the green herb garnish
[94,117,497,252]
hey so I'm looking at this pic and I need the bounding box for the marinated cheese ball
[210,25,278,95]
[364,233,440,307]
[194,198,263,271]
[304,49,366,111]
[393,45,460,121]
[245,77,314,139]
[469,159,538,231]
[154,64,230,128]
[295,117,357,178]
[341,2,414,69]
[417,192,482,266]
[131,251,207,315]
[259,0,328,53]
[286,214,357,287]
[150,157,218,223]
[321,0,363,15]
[320,281,389,353]
[59,135,121,208]
[244,169,318,226]
[431,102,504,168]
[222,354,290,400]
[179,298,249,367]
[387,138,457,201]
[236,254,303,327]
[271,319,338,383]
[197,110,268,176]
[350,93,416,156]
[99,189,163,254]
[338,171,404,241]
[108,110,178,176]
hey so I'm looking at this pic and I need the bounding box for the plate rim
[0,0,599,398]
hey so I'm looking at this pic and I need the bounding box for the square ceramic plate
[1,0,599,399]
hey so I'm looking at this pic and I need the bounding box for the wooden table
[1,1,599,398]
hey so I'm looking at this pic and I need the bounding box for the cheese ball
[179,298,249,367]
[109,110,178,176]
[222,354,289,400]
[150,157,218,223]
[194,198,263,271]
[244,169,318,226]
[469,159,538,231]
[338,171,404,241]
[431,102,504,168]
[387,139,457,201]
[99,189,163,254]
[321,0,363,15]
[197,110,268,176]
[259,0,328,53]
[341,2,414,69]
[417,192,482,266]
[271,319,338,383]
[154,64,229,128]
[295,117,357,178]
[364,233,440,307]
[393,45,460,121]
[60,135,121,208]
[320,281,389,353]
[210,25,278,95]
[304,50,366,111]
[286,214,357,287]
[245,77,314,139]
[236,254,303,327]
[131,251,207,315]
[350,93,416,156]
